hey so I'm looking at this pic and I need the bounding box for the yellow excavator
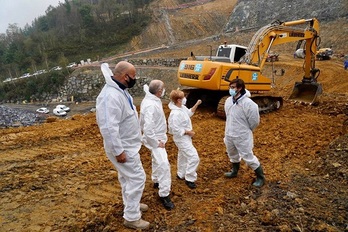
[177,18,322,117]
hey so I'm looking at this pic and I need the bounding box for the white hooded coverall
[96,63,146,222]
[168,102,200,182]
[140,85,171,197]
[224,92,260,170]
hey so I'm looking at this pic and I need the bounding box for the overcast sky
[0,0,62,34]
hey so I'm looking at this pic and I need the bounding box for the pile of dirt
[0,56,347,231]
[2,0,348,230]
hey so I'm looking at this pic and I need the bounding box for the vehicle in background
[50,66,62,72]
[56,104,70,112]
[316,47,333,60]
[3,77,12,83]
[53,108,67,116]
[66,62,77,68]
[20,73,31,78]
[36,107,49,114]
[33,70,47,76]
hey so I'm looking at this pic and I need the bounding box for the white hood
[101,63,118,89]
[143,84,161,102]
[143,84,150,94]
[245,89,251,97]
[168,101,180,110]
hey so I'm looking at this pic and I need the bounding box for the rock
[46,117,58,123]
[216,206,224,215]
[286,191,297,199]
[332,162,342,167]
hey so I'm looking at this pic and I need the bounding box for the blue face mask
[229,88,237,96]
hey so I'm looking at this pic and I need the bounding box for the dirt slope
[0,57,347,231]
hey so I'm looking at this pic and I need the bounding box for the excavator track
[252,95,283,113]
[185,89,283,119]
[216,96,229,118]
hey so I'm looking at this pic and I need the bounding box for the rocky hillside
[126,0,348,57]
[225,0,348,31]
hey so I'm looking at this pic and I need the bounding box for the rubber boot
[224,162,240,178]
[252,165,265,187]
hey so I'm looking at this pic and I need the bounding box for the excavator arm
[233,18,322,104]
[244,19,319,78]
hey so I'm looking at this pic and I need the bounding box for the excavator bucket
[289,81,322,105]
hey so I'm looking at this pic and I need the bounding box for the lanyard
[124,90,134,110]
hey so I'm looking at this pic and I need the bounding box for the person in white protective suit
[168,89,202,189]
[139,80,175,210]
[224,78,265,187]
[96,61,150,230]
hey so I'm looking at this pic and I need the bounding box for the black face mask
[126,76,136,88]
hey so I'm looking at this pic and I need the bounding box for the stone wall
[57,58,182,102]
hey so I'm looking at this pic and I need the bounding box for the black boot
[224,162,240,178]
[252,165,265,187]
[185,180,197,189]
[160,195,175,210]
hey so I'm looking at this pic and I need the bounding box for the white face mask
[161,88,165,97]
[182,97,187,105]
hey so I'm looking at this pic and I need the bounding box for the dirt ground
[1,57,348,232]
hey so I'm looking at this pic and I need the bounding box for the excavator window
[234,47,247,62]
[217,47,232,58]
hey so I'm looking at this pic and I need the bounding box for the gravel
[0,105,48,128]
[0,102,97,128]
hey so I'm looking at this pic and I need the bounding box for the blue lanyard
[124,90,134,110]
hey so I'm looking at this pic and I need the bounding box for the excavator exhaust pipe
[289,81,322,105]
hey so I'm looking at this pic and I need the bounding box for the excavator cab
[289,68,322,105]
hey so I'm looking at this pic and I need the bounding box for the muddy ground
[0,57,348,232]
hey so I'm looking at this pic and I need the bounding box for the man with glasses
[223,78,265,187]
[96,61,150,230]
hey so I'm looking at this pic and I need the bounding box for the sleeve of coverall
[143,105,159,148]
[246,101,260,131]
[185,106,194,117]
[103,95,125,157]
[170,112,186,136]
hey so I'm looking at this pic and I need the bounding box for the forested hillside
[0,0,153,80]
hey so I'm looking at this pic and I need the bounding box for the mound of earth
[0,58,347,231]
